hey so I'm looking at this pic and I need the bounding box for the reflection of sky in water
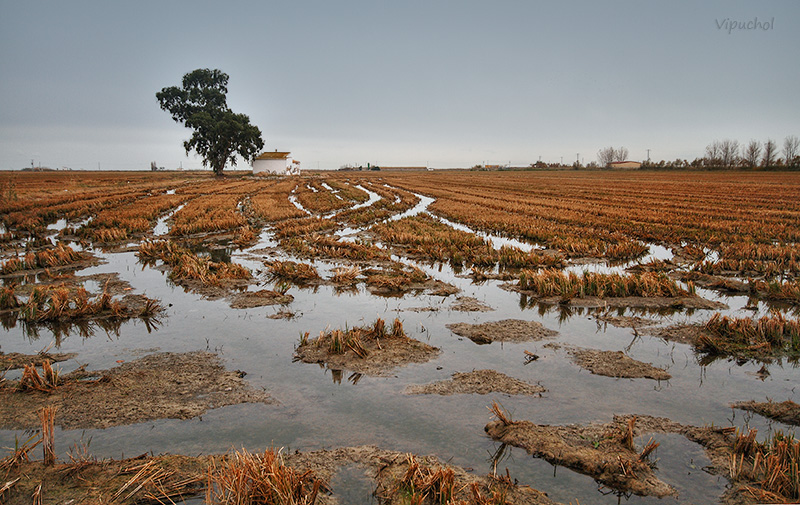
[152,203,185,236]
[1,194,798,505]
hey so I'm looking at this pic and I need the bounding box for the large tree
[156,69,264,175]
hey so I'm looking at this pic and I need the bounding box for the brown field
[2,168,800,504]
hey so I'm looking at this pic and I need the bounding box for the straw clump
[206,447,325,505]
[517,269,690,299]
[0,243,84,275]
[138,240,251,286]
[266,260,320,283]
[699,311,800,358]
[11,284,162,324]
[729,428,800,502]
[306,318,408,360]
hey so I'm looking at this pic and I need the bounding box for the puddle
[289,189,312,215]
[47,218,68,232]
[153,203,185,236]
[351,184,381,210]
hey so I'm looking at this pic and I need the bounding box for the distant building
[608,161,642,169]
[252,151,300,175]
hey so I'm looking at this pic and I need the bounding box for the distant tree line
[636,136,798,170]
[694,136,799,169]
[585,136,799,170]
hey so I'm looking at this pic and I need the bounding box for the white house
[252,151,300,175]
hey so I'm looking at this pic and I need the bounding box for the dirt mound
[486,411,744,501]
[485,415,674,498]
[0,351,274,430]
[405,369,546,396]
[731,399,800,426]
[450,296,494,312]
[446,319,557,345]
[229,289,294,308]
[294,319,440,376]
[547,344,671,380]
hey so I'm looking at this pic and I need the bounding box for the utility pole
[560,156,563,165]
[646,149,651,162]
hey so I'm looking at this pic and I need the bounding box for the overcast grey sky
[1,1,798,170]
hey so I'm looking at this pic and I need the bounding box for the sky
[1,1,798,171]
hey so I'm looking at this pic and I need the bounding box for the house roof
[255,151,291,160]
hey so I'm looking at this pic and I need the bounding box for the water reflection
[327,368,364,385]
[9,316,161,347]
[518,295,697,321]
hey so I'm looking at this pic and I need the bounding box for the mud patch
[446,319,557,345]
[405,369,545,396]
[294,320,440,376]
[0,350,77,371]
[595,314,659,329]
[486,412,751,501]
[268,309,297,320]
[731,399,800,426]
[485,415,674,498]
[547,344,671,380]
[449,296,494,312]
[644,323,704,346]
[229,289,294,309]
[0,351,274,429]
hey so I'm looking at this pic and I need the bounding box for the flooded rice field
[1,170,799,504]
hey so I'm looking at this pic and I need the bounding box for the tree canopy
[156,69,264,175]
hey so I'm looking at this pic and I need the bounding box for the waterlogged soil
[366,277,459,297]
[0,350,77,370]
[229,289,294,308]
[449,296,494,312]
[485,414,737,499]
[544,343,671,380]
[0,351,274,429]
[731,399,800,426]
[644,324,703,346]
[294,335,441,377]
[1,446,559,505]
[446,319,557,345]
[404,369,546,396]
[594,314,659,329]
